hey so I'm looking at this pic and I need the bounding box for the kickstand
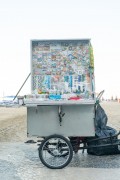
[82,142,86,154]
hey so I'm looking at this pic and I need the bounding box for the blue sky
[0,0,120,99]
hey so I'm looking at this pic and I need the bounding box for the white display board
[30,39,95,101]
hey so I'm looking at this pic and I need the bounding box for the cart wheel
[38,134,73,169]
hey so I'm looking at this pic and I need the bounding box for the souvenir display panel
[31,40,94,100]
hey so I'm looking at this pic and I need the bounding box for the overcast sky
[0,0,120,99]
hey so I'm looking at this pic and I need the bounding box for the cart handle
[96,90,105,100]
[96,90,104,104]
[86,131,120,143]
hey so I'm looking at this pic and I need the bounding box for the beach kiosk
[24,39,96,168]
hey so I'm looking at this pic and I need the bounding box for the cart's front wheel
[38,134,73,169]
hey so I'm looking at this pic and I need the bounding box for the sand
[0,102,120,142]
[0,107,27,141]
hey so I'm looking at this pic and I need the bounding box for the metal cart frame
[24,91,120,169]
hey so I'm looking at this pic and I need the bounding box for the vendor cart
[22,39,120,169]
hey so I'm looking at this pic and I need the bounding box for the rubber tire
[38,134,73,169]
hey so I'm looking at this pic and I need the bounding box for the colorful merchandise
[31,39,95,100]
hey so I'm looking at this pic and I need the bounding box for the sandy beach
[0,102,120,142]
[0,102,120,180]
[0,107,27,142]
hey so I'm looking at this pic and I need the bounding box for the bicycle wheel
[38,134,73,169]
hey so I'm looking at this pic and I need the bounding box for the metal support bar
[110,132,113,144]
[13,73,31,101]
[86,131,120,143]
[78,140,120,150]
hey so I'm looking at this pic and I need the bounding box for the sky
[0,0,120,99]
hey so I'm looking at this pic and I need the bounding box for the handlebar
[96,90,104,100]
[95,90,104,105]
